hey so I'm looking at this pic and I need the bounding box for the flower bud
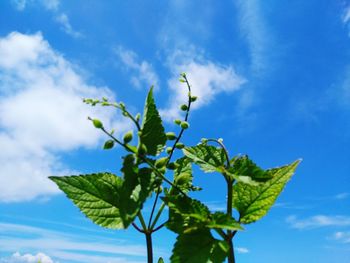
[190,96,197,102]
[166,132,177,140]
[180,104,188,111]
[138,144,148,155]
[175,142,185,149]
[166,147,173,154]
[123,131,133,143]
[103,140,114,150]
[180,121,189,129]
[174,119,181,125]
[155,157,169,169]
[92,118,103,129]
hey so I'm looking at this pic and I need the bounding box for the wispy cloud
[0,222,148,263]
[236,247,249,254]
[234,0,272,74]
[0,32,129,202]
[115,46,159,89]
[334,192,350,200]
[11,0,82,38]
[332,231,350,244]
[160,48,246,121]
[55,13,83,38]
[286,215,350,230]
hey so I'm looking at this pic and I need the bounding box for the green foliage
[51,75,301,263]
[140,87,167,156]
[171,229,229,263]
[183,145,227,173]
[233,160,301,224]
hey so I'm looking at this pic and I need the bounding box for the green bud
[166,147,173,154]
[166,132,177,140]
[190,96,197,102]
[174,119,181,125]
[201,138,208,144]
[180,121,189,129]
[91,118,103,129]
[175,142,185,149]
[175,174,188,185]
[180,104,188,111]
[154,186,163,194]
[123,131,133,143]
[180,72,186,78]
[167,162,179,170]
[102,97,108,102]
[155,157,169,169]
[103,140,114,150]
[135,113,141,122]
[138,144,148,155]
[179,78,186,83]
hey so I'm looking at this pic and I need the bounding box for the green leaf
[206,212,243,231]
[171,229,229,263]
[49,173,125,229]
[173,157,193,192]
[228,155,272,182]
[140,87,167,155]
[233,160,301,224]
[157,258,164,263]
[49,156,155,229]
[183,145,226,173]
[120,155,155,224]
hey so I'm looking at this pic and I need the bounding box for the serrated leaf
[228,155,272,182]
[120,154,155,224]
[49,173,125,229]
[173,157,194,192]
[233,160,301,224]
[171,229,229,263]
[49,157,155,229]
[206,212,243,231]
[183,145,226,173]
[140,87,167,155]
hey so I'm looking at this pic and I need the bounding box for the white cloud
[160,49,246,121]
[0,32,128,202]
[55,13,82,39]
[0,222,148,263]
[332,231,350,243]
[41,0,59,11]
[115,46,159,89]
[0,252,55,263]
[286,215,350,230]
[236,247,249,254]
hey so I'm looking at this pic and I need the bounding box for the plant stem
[145,232,153,263]
[226,177,235,263]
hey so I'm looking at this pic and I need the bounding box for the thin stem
[150,202,166,230]
[147,75,193,228]
[207,138,230,168]
[132,222,144,233]
[226,177,235,263]
[138,212,148,231]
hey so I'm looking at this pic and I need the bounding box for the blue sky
[0,0,350,262]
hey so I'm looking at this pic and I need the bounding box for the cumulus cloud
[286,215,350,230]
[160,49,246,121]
[0,32,128,202]
[115,46,159,89]
[0,252,55,263]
